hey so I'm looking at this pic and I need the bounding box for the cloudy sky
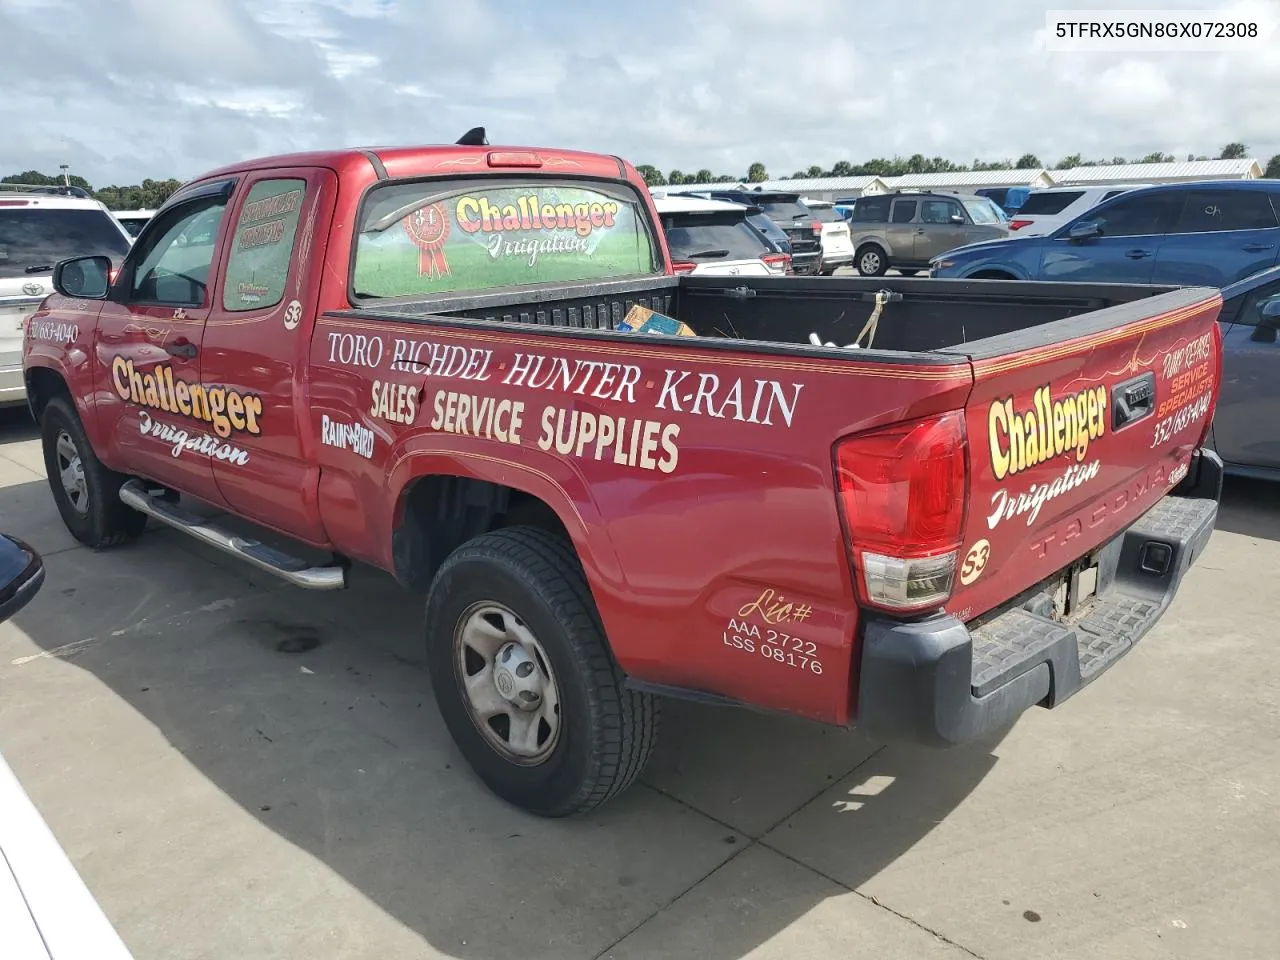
[1,0,1277,187]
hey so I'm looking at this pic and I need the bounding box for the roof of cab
[193,144,631,184]
[651,193,750,215]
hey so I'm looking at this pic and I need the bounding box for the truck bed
[336,274,1197,361]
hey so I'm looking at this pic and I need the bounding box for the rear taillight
[811,222,823,236]
[834,411,969,613]
[672,261,697,275]
[1008,218,1033,230]
[762,253,791,274]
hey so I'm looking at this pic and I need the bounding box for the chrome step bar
[119,480,346,591]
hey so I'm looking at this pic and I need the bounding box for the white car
[0,188,133,407]
[0,533,134,959]
[112,209,155,239]
[801,198,855,273]
[1007,184,1154,237]
[651,193,790,276]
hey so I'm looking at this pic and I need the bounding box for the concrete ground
[0,406,1276,960]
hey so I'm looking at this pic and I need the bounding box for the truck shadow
[1215,475,1280,542]
[1,470,1005,959]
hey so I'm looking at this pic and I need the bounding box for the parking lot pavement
[1,406,1277,960]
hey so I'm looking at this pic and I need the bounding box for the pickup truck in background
[24,131,1225,817]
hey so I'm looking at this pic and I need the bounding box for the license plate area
[0,303,34,332]
[1053,551,1102,620]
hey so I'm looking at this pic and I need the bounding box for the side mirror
[949,214,965,225]
[1250,298,1280,342]
[0,534,45,625]
[1067,220,1102,241]
[52,255,113,300]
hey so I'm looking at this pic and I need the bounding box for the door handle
[165,339,198,360]
[1243,243,1274,252]
[1124,250,1151,259]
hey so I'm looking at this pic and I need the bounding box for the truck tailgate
[948,287,1223,623]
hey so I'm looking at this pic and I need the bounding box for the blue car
[931,180,1280,288]
[1207,263,1280,478]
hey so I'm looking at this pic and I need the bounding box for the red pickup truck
[23,133,1224,816]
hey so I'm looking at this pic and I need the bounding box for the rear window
[747,212,788,242]
[806,205,842,222]
[1016,191,1085,215]
[0,207,131,279]
[662,213,771,261]
[852,195,891,222]
[753,198,811,220]
[352,179,659,299]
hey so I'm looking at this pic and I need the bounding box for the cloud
[0,0,1277,187]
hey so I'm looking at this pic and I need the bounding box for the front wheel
[897,268,920,277]
[40,397,147,549]
[856,244,888,277]
[425,526,659,817]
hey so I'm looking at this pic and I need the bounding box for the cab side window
[222,178,308,312]
[129,198,229,306]
[890,200,917,223]
[920,199,961,224]
[1092,192,1183,238]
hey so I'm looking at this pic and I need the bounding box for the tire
[856,244,888,277]
[971,270,1015,280]
[425,526,659,817]
[40,396,147,549]
[898,268,920,277]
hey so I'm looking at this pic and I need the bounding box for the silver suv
[0,187,132,407]
[848,191,1009,276]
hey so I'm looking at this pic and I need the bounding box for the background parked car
[976,186,1031,216]
[931,180,1280,287]
[800,198,855,273]
[112,209,155,239]
[651,194,791,276]
[1206,263,1280,478]
[0,190,132,408]
[741,204,793,257]
[683,189,823,275]
[846,190,1009,276]
[1005,184,1153,236]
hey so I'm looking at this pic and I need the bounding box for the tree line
[7,142,1280,202]
[637,142,1280,187]
[1,170,184,210]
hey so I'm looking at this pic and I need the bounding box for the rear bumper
[855,449,1222,747]
[790,250,823,275]
[0,360,25,407]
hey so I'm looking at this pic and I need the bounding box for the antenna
[456,127,488,146]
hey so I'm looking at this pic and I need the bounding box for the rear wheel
[40,397,147,549]
[425,526,659,817]
[856,244,888,277]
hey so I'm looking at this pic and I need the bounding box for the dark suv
[697,190,823,275]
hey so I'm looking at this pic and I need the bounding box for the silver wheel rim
[860,250,881,274]
[454,601,561,765]
[55,431,89,516]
